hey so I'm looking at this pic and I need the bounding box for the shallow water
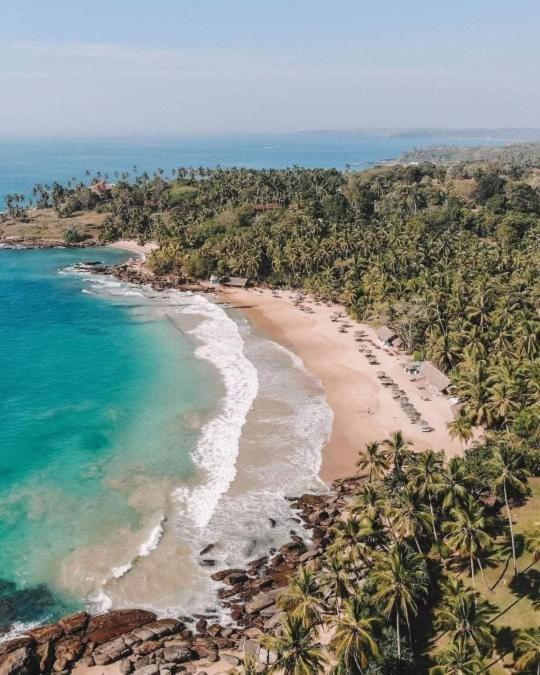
[0,249,331,632]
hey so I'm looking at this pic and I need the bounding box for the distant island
[301,127,540,141]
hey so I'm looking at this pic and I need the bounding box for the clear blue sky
[1,0,538,136]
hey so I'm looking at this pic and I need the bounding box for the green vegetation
[239,434,538,673]
[7,153,539,672]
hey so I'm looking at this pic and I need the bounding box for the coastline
[220,287,462,481]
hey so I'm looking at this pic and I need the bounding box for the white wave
[173,294,259,529]
[111,562,132,579]
[0,620,42,642]
[88,590,113,614]
[138,515,166,557]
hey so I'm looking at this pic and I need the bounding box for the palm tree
[525,527,540,562]
[382,431,413,474]
[262,615,326,675]
[330,596,380,673]
[356,441,389,482]
[387,487,432,553]
[434,591,495,657]
[514,629,540,674]
[278,568,324,627]
[430,642,486,674]
[442,495,492,590]
[440,457,469,511]
[487,444,529,576]
[448,409,474,447]
[406,449,445,548]
[319,553,350,617]
[370,542,429,658]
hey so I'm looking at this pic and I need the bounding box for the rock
[87,609,157,645]
[120,658,134,674]
[145,619,183,639]
[131,628,156,642]
[221,653,240,666]
[220,628,234,638]
[161,647,194,664]
[58,611,89,635]
[0,647,36,675]
[195,618,207,633]
[244,627,264,639]
[52,656,69,672]
[199,544,215,556]
[55,635,84,663]
[258,647,278,665]
[199,559,215,567]
[245,593,276,615]
[243,639,259,657]
[133,656,150,669]
[210,568,246,582]
[133,665,159,675]
[0,638,35,660]
[226,573,248,586]
[28,623,64,645]
[93,636,131,665]
[37,640,55,673]
[268,518,277,528]
[133,640,162,656]
[206,624,221,637]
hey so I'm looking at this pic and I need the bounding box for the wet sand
[221,287,463,481]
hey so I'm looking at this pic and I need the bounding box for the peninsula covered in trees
[2,153,539,672]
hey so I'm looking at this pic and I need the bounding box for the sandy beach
[109,240,158,258]
[221,287,463,481]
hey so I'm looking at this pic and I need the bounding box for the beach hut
[418,361,452,394]
[376,325,398,345]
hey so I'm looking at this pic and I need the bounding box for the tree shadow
[491,534,525,590]
[508,568,540,610]
[494,625,517,660]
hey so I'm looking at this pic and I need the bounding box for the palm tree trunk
[396,613,401,659]
[503,481,518,575]
[470,554,476,590]
[477,556,491,591]
[428,493,439,546]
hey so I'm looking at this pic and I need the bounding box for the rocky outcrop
[0,425,363,674]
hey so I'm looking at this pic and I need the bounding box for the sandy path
[220,287,462,481]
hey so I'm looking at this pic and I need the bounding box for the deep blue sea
[0,133,508,208]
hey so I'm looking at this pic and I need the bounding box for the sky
[0,0,539,137]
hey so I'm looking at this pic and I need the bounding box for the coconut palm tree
[262,615,326,675]
[278,568,324,627]
[442,495,492,590]
[434,590,495,657]
[406,449,445,548]
[448,409,474,447]
[525,527,540,562]
[514,629,540,674]
[387,487,432,553]
[329,596,380,673]
[370,542,429,658]
[382,431,413,474]
[440,457,469,511]
[319,553,351,617]
[356,441,389,482]
[430,642,486,674]
[487,444,529,575]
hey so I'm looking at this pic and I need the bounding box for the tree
[442,495,492,590]
[329,597,380,673]
[278,568,324,627]
[356,441,389,482]
[525,527,540,562]
[434,590,495,657]
[487,444,529,575]
[382,431,413,474]
[448,409,474,447]
[406,450,445,548]
[430,642,486,674]
[440,457,469,511]
[262,615,326,675]
[514,629,540,674]
[370,542,429,658]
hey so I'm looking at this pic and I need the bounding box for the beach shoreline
[220,286,463,481]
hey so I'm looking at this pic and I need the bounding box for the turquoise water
[0,133,508,207]
[0,248,217,630]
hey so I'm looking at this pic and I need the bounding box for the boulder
[0,647,36,675]
[161,646,194,664]
[28,623,64,645]
[93,636,131,665]
[144,619,183,639]
[55,635,84,663]
[210,568,245,583]
[87,609,156,645]
[194,618,207,633]
[58,611,89,636]
[37,640,55,673]
[0,638,34,660]
[133,665,159,675]
[245,593,276,615]
[133,641,162,656]
[220,653,240,666]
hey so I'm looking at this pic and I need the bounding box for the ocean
[0,132,508,208]
[0,248,331,634]
[0,132,506,633]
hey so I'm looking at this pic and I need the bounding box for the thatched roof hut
[418,361,452,393]
[376,325,397,344]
